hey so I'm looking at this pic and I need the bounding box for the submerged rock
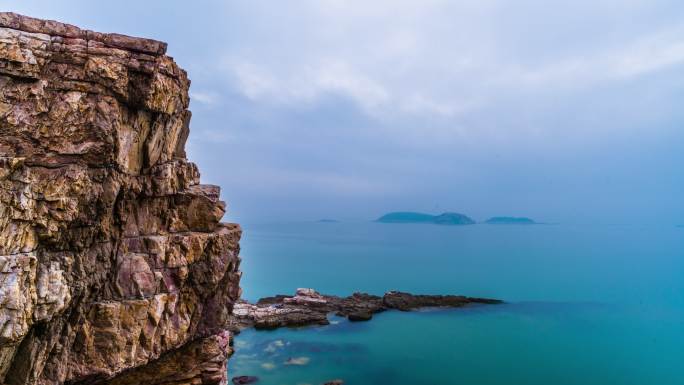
[232,376,259,385]
[230,288,501,330]
[284,357,311,366]
[0,12,241,385]
[322,380,344,385]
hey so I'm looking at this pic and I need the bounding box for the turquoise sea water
[229,222,684,385]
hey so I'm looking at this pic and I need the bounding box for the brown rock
[383,291,503,311]
[347,311,373,322]
[0,12,241,385]
[230,288,501,331]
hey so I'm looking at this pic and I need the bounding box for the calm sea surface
[229,222,684,385]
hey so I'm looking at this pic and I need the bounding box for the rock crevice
[0,12,241,385]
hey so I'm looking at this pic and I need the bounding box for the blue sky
[4,0,684,224]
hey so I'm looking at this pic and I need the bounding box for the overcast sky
[5,0,684,224]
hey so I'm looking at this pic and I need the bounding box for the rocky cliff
[0,12,241,385]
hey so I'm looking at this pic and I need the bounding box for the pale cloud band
[212,0,684,125]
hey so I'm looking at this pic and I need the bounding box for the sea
[228,221,684,385]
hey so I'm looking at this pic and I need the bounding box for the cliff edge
[0,12,241,385]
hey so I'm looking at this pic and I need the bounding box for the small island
[377,212,475,225]
[484,216,536,224]
[317,219,340,223]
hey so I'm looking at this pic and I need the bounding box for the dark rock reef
[0,12,241,385]
[230,288,501,330]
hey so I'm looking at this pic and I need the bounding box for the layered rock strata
[0,12,241,385]
[231,289,502,330]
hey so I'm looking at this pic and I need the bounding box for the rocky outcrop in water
[231,289,501,330]
[0,12,241,385]
[484,217,536,224]
[377,212,476,225]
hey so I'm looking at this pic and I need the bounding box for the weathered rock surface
[0,12,241,385]
[231,289,501,330]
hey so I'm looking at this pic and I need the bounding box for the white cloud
[494,25,684,90]
[314,60,390,111]
[612,30,684,78]
[189,90,220,106]
[225,58,390,115]
[213,0,684,124]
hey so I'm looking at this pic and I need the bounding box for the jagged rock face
[0,12,241,385]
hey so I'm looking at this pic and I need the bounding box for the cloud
[224,58,390,116]
[189,90,220,106]
[211,0,684,126]
[612,28,684,78]
[494,25,684,89]
[227,61,277,101]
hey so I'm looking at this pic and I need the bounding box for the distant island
[318,219,340,223]
[377,212,475,225]
[484,216,536,224]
